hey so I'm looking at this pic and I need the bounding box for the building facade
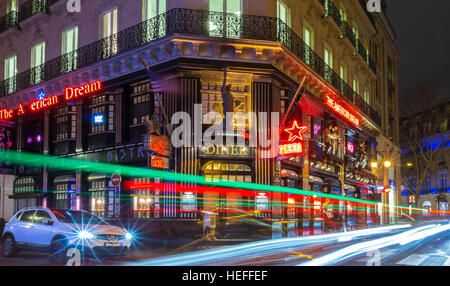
[0,0,400,236]
[400,101,450,213]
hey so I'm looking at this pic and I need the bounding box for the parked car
[1,208,133,264]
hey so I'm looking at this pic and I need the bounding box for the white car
[1,207,133,264]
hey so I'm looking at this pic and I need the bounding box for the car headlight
[125,232,133,240]
[78,230,94,239]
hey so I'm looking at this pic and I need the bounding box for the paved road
[0,247,169,266]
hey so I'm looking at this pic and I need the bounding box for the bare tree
[400,85,449,207]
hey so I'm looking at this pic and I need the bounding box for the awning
[309,175,324,184]
[53,175,75,184]
[88,174,109,181]
[281,169,299,179]
[344,184,357,191]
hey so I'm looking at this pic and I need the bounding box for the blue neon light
[92,113,104,125]
[37,91,46,100]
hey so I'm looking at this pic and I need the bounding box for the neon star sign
[279,121,308,157]
[284,121,308,142]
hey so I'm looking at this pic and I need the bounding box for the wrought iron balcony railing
[0,8,381,126]
[18,0,49,23]
[0,11,19,33]
[319,0,377,74]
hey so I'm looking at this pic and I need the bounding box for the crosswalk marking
[356,249,397,263]
[444,257,450,266]
[397,254,430,266]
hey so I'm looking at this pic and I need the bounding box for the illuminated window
[62,26,78,72]
[142,0,166,41]
[209,0,243,38]
[101,8,118,57]
[201,80,250,130]
[6,0,18,13]
[277,0,290,26]
[364,89,370,105]
[303,24,314,65]
[339,6,347,22]
[353,76,360,95]
[90,95,115,134]
[324,45,333,82]
[4,55,17,94]
[31,42,45,84]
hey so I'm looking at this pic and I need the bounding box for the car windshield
[50,209,109,225]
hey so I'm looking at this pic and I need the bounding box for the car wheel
[51,237,68,265]
[2,234,18,257]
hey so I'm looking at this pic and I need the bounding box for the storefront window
[201,75,251,131]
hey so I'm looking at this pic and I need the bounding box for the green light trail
[0,150,431,214]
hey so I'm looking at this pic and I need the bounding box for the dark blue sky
[385,0,450,107]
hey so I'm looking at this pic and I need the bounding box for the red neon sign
[0,108,14,121]
[279,121,308,156]
[325,95,360,126]
[65,80,102,101]
[30,95,59,112]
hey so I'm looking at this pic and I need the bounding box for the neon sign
[30,95,59,112]
[0,108,14,121]
[65,80,102,101]
[284,121,308,142]
[279,121,308,157]
[314,124,321,135]
[279,143,303,156]
[347,142,354,153]
[325,95,360,126]
[92,113,104,125]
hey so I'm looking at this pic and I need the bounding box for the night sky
[385,0,450,111]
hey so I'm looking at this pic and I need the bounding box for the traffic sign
[111,174,121,187]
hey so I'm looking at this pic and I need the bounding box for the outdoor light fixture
[406,162,413,167]
[384,161,391,168]
[371,162,377,168]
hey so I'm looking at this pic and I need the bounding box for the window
[364,89,370,105]
[424,174,431,191]
[34,210,52,224]
[55,105,77,141]
[339,6,347,22]
[353,76,360,95]
[142,0,166,40]
[209,0,243,38]
[90,95,115,134]
[101,8,118,57]
[339,64,347,83]
[440,172,447,190]
[6,0,18,13]
[31,42,45,84]
[18,210,36,222]
[352,22,359,46]
[277,0,290,26]
[62,26,78,72]
[4,55,17,94]
[324,45,333,82]
[303,24,314,65]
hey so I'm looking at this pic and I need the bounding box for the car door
[28,210,55,247]
[13,210,36,244]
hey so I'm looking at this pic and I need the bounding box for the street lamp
[371,162,378,168]
[384,161,391,168]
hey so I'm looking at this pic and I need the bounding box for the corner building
[0,0,400,237]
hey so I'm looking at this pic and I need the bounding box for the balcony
[18,0,49,23]
[0,8,382,127]
[0,11,19,33]
[318,0,377,74]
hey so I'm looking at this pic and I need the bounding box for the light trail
[127,224,411,266]
[300,223,450,266]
